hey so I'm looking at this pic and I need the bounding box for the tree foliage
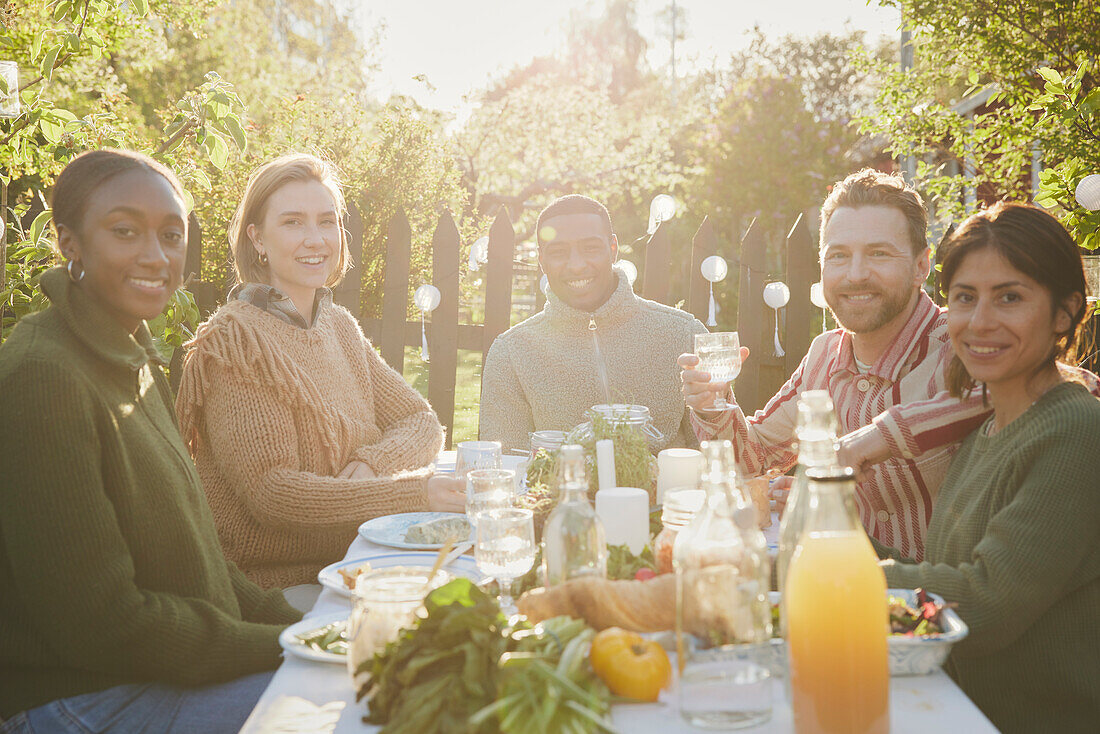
[859,0,1100,248]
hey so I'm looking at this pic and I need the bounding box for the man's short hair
[820,169,928,255]
[536,194,614,246]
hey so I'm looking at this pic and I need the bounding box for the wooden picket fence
[181,204,822,448]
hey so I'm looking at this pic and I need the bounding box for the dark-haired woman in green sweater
[0,149,300,734]
[878,202,1100,733]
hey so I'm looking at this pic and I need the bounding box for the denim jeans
[0,670,273,734]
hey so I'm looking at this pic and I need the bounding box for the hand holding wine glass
[692,332,742,410]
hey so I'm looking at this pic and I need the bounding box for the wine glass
[475,508,535,615]
[694,331,741,410]
[465,468,516,527]
[454,440,503,479]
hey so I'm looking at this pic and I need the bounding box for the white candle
[595,439,617,492]
[595,487,650,555]
[656,448,704,504]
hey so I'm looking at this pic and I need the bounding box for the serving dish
[317,551,482,598]
[765,588,968,677]
[278,612,348,664]
[358,512,472,550]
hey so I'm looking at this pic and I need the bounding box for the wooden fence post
[688,216,718,323]
[642,219,672,304]
[430,211,461,449]
[483,207,515,354]
[333,202,363,315]
[785,213,817,376]
[380,210,412,372]
[735,218,768,411]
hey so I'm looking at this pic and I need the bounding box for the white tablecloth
[241,458,998,733]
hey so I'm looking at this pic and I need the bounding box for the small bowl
[766,588,969,677]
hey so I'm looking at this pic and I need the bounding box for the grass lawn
[403,346,483,444]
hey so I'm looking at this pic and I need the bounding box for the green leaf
[132,0,149,17]
[52,1,71,22]
[224,115,247,151]
[204,131,229,170]
[31,31,44,59]
[1037,67,1063,85]
[29,209,52,246]
[39,116,62,143]
[191,169,212,190]
[1082,89,1100,115]
[967,69,978,86]
[40,44,62,83]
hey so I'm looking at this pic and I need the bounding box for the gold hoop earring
[258,251,268,265]
[66,259,85,283]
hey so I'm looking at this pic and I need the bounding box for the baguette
[517,567,762,641]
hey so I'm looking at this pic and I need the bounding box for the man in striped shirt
[681,169,1098,561]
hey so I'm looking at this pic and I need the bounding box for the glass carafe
[777,390,840,603]
[541,444,607,586]
[786,466,889,734]
[673,440,772,729]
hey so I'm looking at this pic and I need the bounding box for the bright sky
[349,0,902,113]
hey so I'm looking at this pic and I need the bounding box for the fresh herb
[294,620,348,655]
[606,543,656,580]
[359,578,513,733]
[567,412,658,502]
[470,616,616,734]
[358,578,615,734]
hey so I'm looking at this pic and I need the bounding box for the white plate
[317,551,483,598]
[279,612,348,665]
[358,512,473,550]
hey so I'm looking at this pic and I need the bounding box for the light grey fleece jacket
[479,268,708,452]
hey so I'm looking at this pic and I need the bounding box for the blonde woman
[176,154,463,596]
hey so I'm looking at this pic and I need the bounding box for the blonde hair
[229,153,350,287]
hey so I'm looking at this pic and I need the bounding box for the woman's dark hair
[938,201,1088,398]
[50,148,185,245]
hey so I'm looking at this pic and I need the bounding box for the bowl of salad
[767,588,969,677]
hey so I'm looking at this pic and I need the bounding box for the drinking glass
[475,508,536,615]
[454,440,503,479]
[465,468,516,527]
[694,332,741,410]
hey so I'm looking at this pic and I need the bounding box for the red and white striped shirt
[690,292,1099,561]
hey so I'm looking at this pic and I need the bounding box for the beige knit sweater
[176,299,443,589]
[480,269,708,452]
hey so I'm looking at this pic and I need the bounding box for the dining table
[241,453,999,734]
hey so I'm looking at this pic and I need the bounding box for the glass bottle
[786,466,889,734]
[541,444,607,586]
[654,487,705,574]
[673,440,772,730]
[777,390,840,603]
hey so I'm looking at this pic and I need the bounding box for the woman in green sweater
[879,202,1100,733]
[0,150,301,733]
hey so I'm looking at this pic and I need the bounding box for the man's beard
[826,286,915,335]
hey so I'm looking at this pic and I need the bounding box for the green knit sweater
[881,381,1100,733]
[0,267,301,719]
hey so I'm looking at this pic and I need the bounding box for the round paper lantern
[648,194,676,233]
[810,282,828,309]
[414,284,441,312]
[763,281,790,309]
[701,255,728,283]
[468,236,490,271]
[616,259,638,285]
[1075,174,1100,211]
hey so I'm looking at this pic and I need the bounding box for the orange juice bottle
[786,466,889,734]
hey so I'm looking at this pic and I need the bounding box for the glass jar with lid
[528,429,567,459]
[568,404,665,449]
[346,567,450,689]
[654,487,705,574]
